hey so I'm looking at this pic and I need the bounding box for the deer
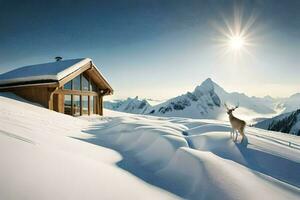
[224,103,246,143]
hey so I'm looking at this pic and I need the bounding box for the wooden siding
[4,86,51,108]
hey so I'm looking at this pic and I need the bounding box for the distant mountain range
[104,78,300,123]
[104,96,151,114]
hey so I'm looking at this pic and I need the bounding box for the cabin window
[60,73,103,116]
[64,95,72,115]
[73,95,81,116]
[64,80,72,90]
[73,75,81,90]
[90,81,97,92]
[82,75,89,91]
[63,74,99,92]
[82,96,89,115]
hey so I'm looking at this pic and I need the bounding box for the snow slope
[0,93,179,200]
[81,110,300,200]
[1,92,300,200]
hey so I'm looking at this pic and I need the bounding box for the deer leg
[240,129,245,143]
[235,130,238,142]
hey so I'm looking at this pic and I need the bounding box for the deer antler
[224,102,229,110]
[233,102,239,110]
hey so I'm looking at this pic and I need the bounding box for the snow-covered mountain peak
[193,78,226,98]
[194,78,216,92]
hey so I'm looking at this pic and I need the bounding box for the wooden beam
[53,89,98,96]
[84,66,113,95]
[48,87,60,110]
[0,82,58,91]
[80,95,82,116]
[48,89,54,110]
[99,96,103,115]
[88,95,90,115]
[60,94,65,113]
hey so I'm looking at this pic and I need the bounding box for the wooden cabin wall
[8,87,51,108]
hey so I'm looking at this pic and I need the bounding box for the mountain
[147,78,223,119]
[104,96,151,114]
[104,78,299,123]
[255,109,300,136]
[146,78,279,122]
[276,93,300,113]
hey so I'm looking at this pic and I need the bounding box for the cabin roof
[0,58,113,93]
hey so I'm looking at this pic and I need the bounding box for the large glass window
[82,75,89,91]
[90,81,97,92]
[82,96,89,115]
[61,73,101,116]
[63,74,99,92]
[64,80,72,90]
[64,95,72,115]
[73,95,81,116]
[73,75,81,90]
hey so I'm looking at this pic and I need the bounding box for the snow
[0,93,179,200]
[1,92,300,200]
[0,58,91,85]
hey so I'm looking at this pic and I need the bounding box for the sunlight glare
[213,4,258,59]
[229,35,245,50]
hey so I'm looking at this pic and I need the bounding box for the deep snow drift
[1,92,300,200]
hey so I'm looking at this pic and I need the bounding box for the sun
[213,5,258,58]
[228,35,245,50]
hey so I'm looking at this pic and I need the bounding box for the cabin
[0,58,113,116]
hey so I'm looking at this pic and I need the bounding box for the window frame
[61,73,99,116]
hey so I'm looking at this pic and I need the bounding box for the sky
[0,0,299,100]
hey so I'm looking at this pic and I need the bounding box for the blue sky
[0,0,299,99]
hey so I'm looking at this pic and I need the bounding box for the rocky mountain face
[147,78,222,118]
[255,109,300,136]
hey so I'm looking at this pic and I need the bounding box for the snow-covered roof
[0,58,91,85]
